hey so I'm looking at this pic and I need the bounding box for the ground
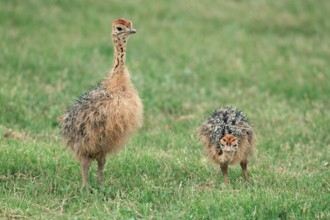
[0,0,329,219]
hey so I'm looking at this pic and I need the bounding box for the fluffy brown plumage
[199,107,256,184]
[59,18,143,188]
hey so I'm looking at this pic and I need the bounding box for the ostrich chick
[199,107,255,184]
[59,18,143,188]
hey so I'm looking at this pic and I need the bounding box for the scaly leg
[80,156,92,188]
[220,163,229,185]
[96,156,106,185]
[240,160,248,182]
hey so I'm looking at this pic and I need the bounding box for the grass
[1,0,329,219]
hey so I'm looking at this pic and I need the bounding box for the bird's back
[200,107,251,146]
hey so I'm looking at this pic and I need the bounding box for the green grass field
[1,0,329,219]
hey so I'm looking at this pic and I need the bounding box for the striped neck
[112,37,127,72]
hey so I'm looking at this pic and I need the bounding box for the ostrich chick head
[220,134,238,153]
[112,18,136,39]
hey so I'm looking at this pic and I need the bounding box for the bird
[199,107,256,184]
[59,18,143,188]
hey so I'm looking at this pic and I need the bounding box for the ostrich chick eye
[116,27,123,31]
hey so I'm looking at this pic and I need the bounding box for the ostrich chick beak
[128,28,136,34]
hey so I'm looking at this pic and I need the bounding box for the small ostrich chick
[199,107,256,184]
[59,18,143,188]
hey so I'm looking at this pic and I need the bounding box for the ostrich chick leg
[240,160,248,182]
[97,156,106,185]
[220,163,229,185]
[80,156,92,188]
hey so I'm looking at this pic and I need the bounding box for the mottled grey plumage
[199,106,256,184]
[200,107,253,148]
